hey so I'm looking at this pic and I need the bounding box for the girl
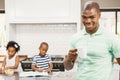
[2,41,20,72]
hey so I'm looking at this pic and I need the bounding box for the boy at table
[32,42,53,73]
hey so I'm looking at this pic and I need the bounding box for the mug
[77,46,87,59]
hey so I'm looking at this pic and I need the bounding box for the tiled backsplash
[15,23,77,57]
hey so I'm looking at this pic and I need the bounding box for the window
[117,12,120,35]
[100,12,115,34]
[100,9,120,36]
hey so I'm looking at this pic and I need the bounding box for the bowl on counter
[5,69,14,76]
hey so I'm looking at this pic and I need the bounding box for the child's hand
[5,67,10,70]
[1,67,5,73]
[43,69,52,73]
[37,68,43,72]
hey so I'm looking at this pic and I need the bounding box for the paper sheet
[19,72,48,77]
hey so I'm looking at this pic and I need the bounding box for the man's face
[82,8,100,33]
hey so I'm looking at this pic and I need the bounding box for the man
[64,1,120,80]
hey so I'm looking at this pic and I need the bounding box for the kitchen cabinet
[5,0,80,23]
[113,64,120,80]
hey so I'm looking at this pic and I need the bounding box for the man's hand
[68,49,78,62]
[64,49,78,70]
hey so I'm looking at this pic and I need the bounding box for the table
[0,71,77,80]
[0,72,19,80]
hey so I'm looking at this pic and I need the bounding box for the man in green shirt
[64,1,120,80]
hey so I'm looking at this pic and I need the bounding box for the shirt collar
[82,26,103,36]
[39,53,46,57]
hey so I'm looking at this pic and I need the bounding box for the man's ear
[99,12,101,18]
[39,47,40,50]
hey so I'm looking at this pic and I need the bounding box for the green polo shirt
[70,26,120,80]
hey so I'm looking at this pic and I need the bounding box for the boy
[32,42,53,73]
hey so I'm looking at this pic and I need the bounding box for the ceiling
[0,0,4,10]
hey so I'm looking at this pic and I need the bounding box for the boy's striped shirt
[32,54,51,70]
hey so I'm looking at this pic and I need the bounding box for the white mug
[77,46,87,59]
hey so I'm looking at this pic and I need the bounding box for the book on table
[19,72,49,77]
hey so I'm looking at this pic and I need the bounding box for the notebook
[19,72,48,77]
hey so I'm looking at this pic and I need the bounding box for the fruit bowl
[5,69,14,76]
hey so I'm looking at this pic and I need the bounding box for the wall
[14,23,77,57]
[81,0,120,9]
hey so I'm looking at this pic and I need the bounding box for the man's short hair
[83,1,100,13]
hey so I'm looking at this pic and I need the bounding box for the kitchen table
[0,71,77,80]
[0,72,19,80]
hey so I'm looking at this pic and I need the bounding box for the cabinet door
[113,64,119,80]
[5,0,80,23]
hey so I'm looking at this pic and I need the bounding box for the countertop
[0,62,119,80]
[0,71,77,80]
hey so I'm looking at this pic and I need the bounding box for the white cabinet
[113,64,120,80]
[5,0,81,23]
[5,0,81,40]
